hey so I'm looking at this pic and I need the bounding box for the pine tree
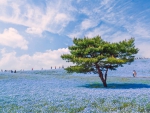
[61,35,139,87]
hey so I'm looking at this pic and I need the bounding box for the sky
[0,0,150,70]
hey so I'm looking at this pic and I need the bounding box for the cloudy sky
[0,0,150,70]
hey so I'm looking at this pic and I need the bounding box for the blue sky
[0,0,150,70]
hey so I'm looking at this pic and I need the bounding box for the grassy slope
[0,70,150,113]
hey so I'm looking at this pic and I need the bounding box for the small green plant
[146,103,150,112]
[138,106,145,112]
[119,102,133,110]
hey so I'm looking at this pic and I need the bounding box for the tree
[61,36,139,87]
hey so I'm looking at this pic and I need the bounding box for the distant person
[14,70,16,73]
[133,70,137,77]
[11,70,13,73]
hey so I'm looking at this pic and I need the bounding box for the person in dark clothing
[14,70,16,73]
[133,70,137,77]
[11,70,13,73]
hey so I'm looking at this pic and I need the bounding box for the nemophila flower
[0,61,150,112]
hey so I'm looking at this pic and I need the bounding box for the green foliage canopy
[61,36,138,74]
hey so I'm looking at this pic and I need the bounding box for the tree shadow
[80,83,150,89]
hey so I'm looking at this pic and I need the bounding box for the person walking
[133,70,137,77]
[14,70,16,73]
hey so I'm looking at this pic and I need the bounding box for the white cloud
[0,0,75,35]
[26,27,43,35]
[68,24,113,39]
[81,19,98,30]
[137,42,150,58]
[85,25,112,38]
[101,0,112,5]
[54,13,68,23]
[0,28,28,50]
[108,32,132,42]
[0,48,72,70]
[68,0,150,42]
[0,0,7,5]
[0,48,6,54]
[131,23,150,38]
[67,0,116,39]
[67,32,83,39]
[77,0,81,3]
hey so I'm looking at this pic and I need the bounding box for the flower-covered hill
[0,59,150,112]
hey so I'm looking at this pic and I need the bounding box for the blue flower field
[0,59,150,113]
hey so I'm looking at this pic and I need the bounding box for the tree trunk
[102,80,107,87]
[99,75,107,87]
[96,64,108,87]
